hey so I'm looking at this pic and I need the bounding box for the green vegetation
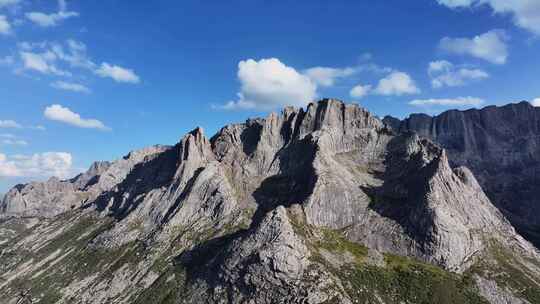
[135,212,253,304]
[316,227,368,264]
[0,212,143,304]
[305,224,489,304]
[133,264,187,304]
[3,207,538,304]
[127,218,144,232]
[337,254,488,304]
[468,240,540,303]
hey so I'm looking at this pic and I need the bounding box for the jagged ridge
[0,99,539,304]
[385,101,540,248]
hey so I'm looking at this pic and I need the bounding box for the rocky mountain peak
[178,127,213,163]
[392,101,540,248]
[1,99,540,303]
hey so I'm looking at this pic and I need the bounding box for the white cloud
[428,60,489,88]
[0,122,44,130]
[219,58,317,110]
[373,71,420,96]
[19,51,71,76]
[44,104,110,131]
[17,41,47,51]
[0,133,27,146]
[0,120,21,128]
[303,60,392,88]
[51,81,90,93]
[356,62,393,74]
[31,125,46,131]
[25,0,78,27]
[0,15,11,35]
[0,153,19,177]
[437,0,474,7]
[16,40,140,83]
[349,84,372,98]
[95,62,140,83]
[409,96,484,107]
[428,60,453,74]
[436,0,540,35]
[218,57,415,110]
[2,139,27,146]
[0,152,73,178]
[532,98,540,107]
[50,39,96,69]
[439,30,509,64]
[304,66,356,87]
[25,11,79,27]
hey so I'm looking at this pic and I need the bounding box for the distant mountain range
[1,99,539,304]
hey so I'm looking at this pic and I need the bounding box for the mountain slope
[385,101,540,248]
[1,99,539,304]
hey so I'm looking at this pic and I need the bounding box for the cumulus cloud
[95,63,140,83]
[44,104,110,131]
[373,71,420,96]
[219,57,416,110]
[439,30,509,64]
[349,84,372,98]
[51,81,90,93]
[19,50,71,76]
[0,15,11,35]
[409,96,484,107]
[0,152,73,178]
[532,98,540,107]
[25,0,78,27]
[428,60,489,88]
[0,120,21,128]
[436,0,540,35]
[304,66,356,87]
[219,58,317,110]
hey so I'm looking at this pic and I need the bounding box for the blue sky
[0,0,540,192]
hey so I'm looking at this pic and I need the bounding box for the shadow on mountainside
[85,146,179,220]
[361,134,441,249]
[171,133,318,294]
[249,136,318,228]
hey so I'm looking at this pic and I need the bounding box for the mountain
[384,101,540,248]
[1,99,539,304]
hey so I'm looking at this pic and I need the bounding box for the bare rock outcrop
[387,101,540,248]
[1,99,539,304]
[0,145,170,218]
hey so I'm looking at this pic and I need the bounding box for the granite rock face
[0,145,170,218]
[388,101,540,247]
[1,99,539,304]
